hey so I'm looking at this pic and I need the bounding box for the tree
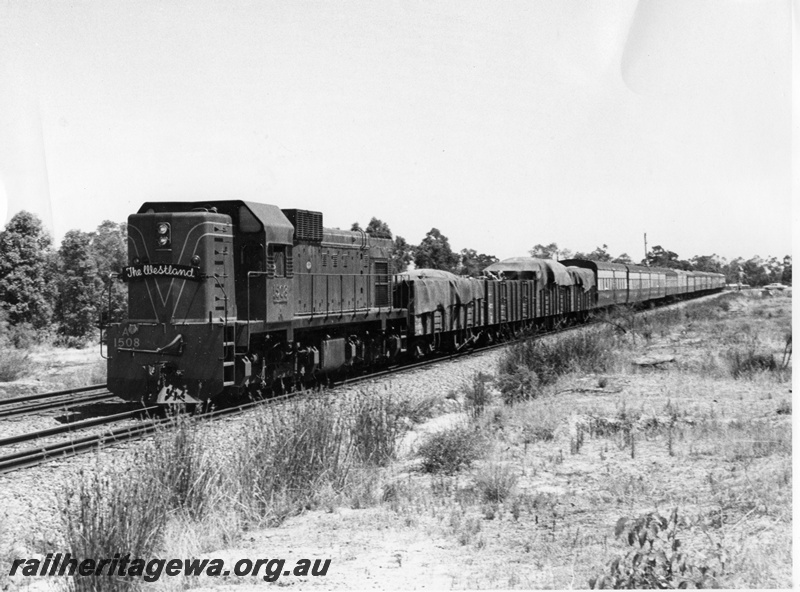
[613,253,633,264]
[391,235,413,274]
[529,242,570,260]
[690,254,724,273]
[55,230,103,338]
[92,220,128,320]
[365,218,393,239]
[351,218,393,239]
[0,211,55,329]
[740,256,770,287]
[573,244,613,262]
[722,257,744,284]
[781,255,791,285]
[458,249,498,276]
[413,228,459,272]
[644,245,682,269]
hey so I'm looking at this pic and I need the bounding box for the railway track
[0,293,724,475]
[0,384,118,419]
[0,342,504,476]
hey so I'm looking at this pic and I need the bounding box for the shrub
[5,322,41,349]
[726,348,781,379]
[495,364,540,404]
[497,328,619,402]
[590,509,722,589]
[417,423,482,474]
[0,348,31,381]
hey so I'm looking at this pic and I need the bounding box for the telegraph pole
[643,233,649,266]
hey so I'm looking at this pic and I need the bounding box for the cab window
[269,245,286,278]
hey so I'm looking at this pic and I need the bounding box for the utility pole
[643,233,649,266]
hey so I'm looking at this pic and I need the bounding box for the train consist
[103,200,724,404]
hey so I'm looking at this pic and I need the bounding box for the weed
[417,423,483,474]
[776,399,791,415]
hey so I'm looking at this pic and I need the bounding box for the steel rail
[0,397,292,475]
[0,392,119,419]
[0,405,159,447]
[0,384,108,407]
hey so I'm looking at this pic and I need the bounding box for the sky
[0,0,794,264]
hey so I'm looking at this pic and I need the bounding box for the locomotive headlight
[155,222,171,249]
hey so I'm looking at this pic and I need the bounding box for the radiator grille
[282,209,323,243]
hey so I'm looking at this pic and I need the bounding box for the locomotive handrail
[117,334,185,356]
[99,272,120,360]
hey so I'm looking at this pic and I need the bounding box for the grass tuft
[352,391,403,466]
[62,457,170,592]
[474,461,518,503]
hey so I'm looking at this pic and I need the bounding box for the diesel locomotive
[102,200,725,404]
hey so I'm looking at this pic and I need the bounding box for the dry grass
[49,290,790,589]
[367,291,792,588]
